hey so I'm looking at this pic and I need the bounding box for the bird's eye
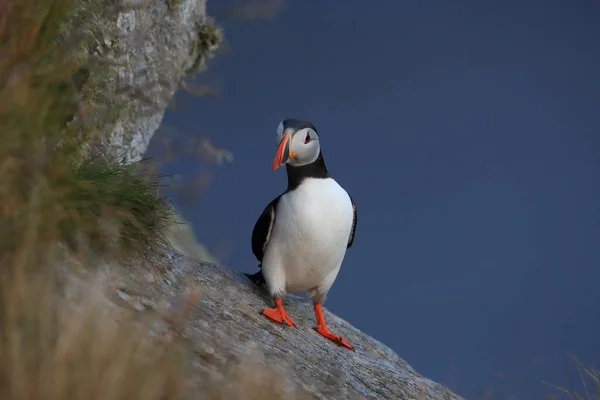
[304,132,311,144]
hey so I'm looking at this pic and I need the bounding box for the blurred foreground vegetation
[0,0,186,398]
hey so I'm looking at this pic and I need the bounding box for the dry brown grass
[0,266,188,400]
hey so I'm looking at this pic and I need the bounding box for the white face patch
[288,128,320,167]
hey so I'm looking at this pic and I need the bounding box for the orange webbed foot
[313,303,355,351]
[262,298,296,327]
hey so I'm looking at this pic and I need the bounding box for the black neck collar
[285,152,330,191]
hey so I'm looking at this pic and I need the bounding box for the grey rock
[114,247,465,400]
[91,0,218,163]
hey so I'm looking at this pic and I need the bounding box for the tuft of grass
[544,356,600,400]
[60,156,176,261]
[186,20,223,75]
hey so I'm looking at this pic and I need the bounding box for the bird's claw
[313,326,355,351]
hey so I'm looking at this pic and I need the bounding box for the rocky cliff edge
[98,248,465,400]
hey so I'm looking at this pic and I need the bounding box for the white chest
[267,178,354,291]
[280,179,352,237]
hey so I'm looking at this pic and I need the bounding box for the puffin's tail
[244,268,266,286]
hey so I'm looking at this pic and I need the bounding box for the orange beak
[272,132,292,171]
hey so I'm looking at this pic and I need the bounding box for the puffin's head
[272,118,320,171]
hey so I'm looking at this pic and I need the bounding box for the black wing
[251,195,282,263]
[347,194,357,248]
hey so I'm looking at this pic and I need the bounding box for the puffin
[245,118,357,350]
